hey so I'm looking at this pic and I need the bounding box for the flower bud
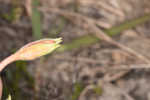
[15,38,62,60]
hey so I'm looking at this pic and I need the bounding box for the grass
[31,0,42,39]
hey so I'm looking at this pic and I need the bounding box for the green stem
[105,14,150,36]
[57,35,99,52]
[31,0,42,39]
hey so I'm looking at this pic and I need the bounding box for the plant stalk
[0,54,17,72]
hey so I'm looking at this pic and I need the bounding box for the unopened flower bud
[15,38,62,60]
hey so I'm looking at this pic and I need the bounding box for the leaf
[71,83,84,100]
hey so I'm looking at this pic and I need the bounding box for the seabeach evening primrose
[16,38,62,60]
[0,37,62,72]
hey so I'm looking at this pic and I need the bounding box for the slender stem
[0,54,17,72]
[0,54,17,99]
[0,77,2,100]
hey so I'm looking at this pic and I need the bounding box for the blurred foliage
[71,82,84,100]
[48,17,67,38]
[71,83,102,100]
[1,7,22,22]
[93,85,103,95]
[1,0,23,22]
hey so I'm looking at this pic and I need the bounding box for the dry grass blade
[25,0,32,16]
[78,0,124,17]
[40,7,111,29]
[111,64,150,70]
[96,1,124,17]
[104,70,129,82]
[53,55,102,64]
[89,24,150,64]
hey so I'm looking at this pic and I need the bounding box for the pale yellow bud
[15,38,62,60]
[0,38,62,72]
